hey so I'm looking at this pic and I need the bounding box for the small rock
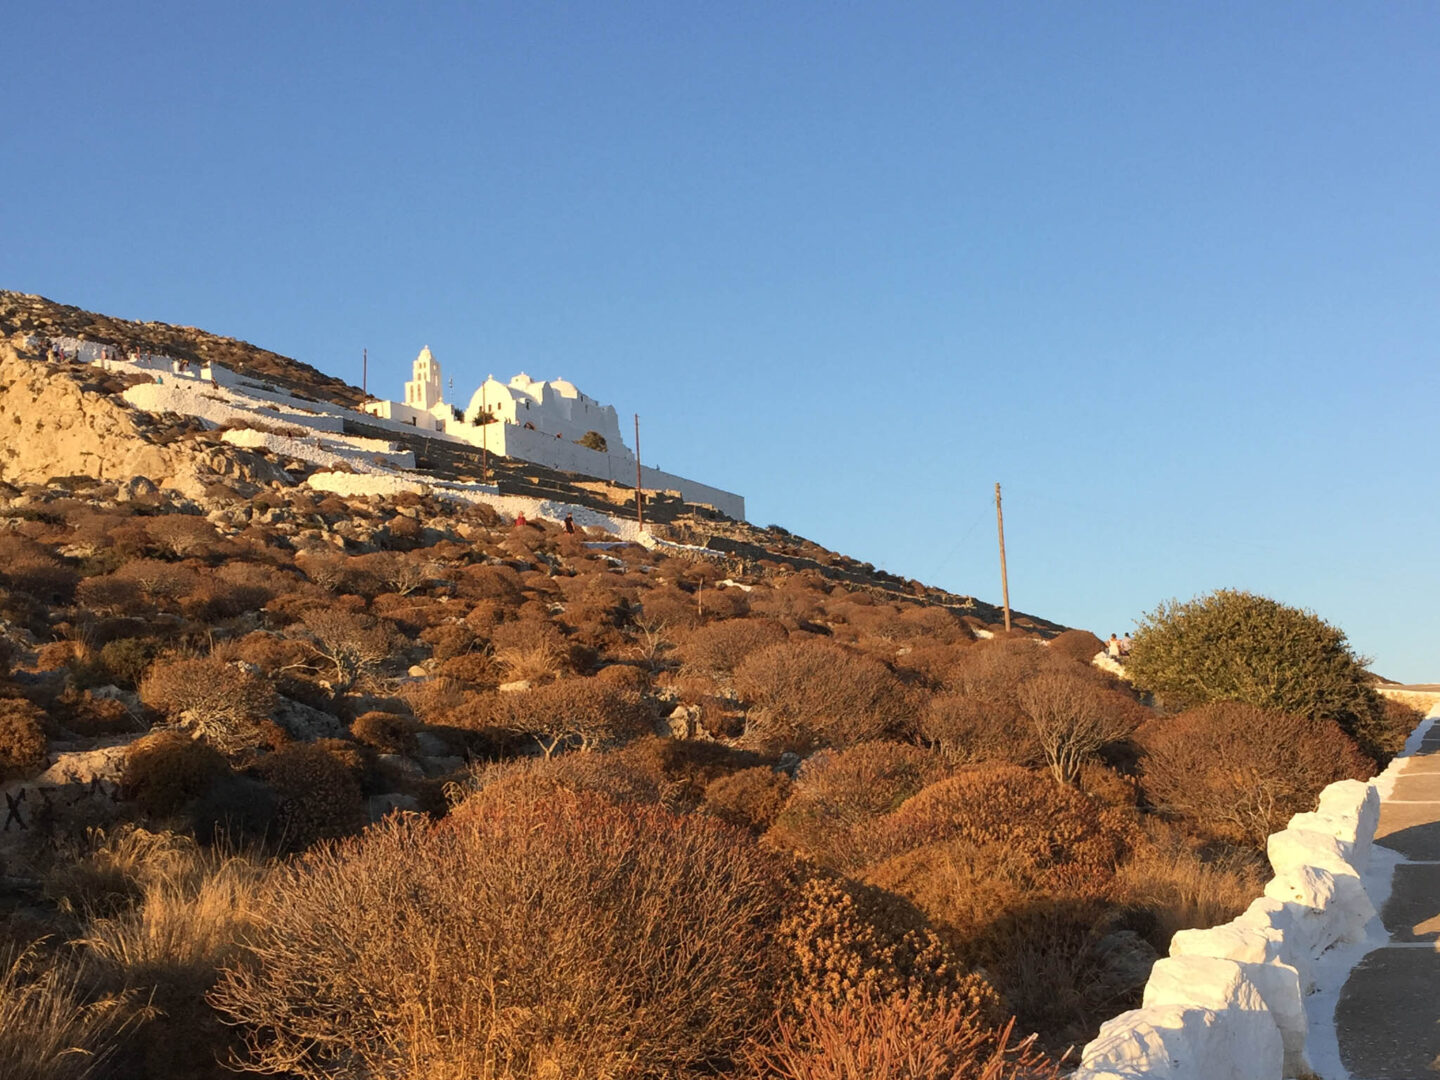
[499,679,531,693]
[368,793,422,822]
[662,703,699,740]
[414,731,451,758]
[271,696,346,741]
[377,753,425,783]
[407,664,429,679]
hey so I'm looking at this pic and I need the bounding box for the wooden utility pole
[481,382,489,480]
[634,413,645,528]
[995,482,1012,633]
[362,348,367,397]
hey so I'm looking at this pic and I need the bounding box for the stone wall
[1073,743,1418,1079]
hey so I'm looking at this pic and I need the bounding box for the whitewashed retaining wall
[1074,778,1382,1080]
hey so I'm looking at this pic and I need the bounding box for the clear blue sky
[4,3,1438,680]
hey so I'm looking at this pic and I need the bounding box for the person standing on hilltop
[514,512,527,529]
[1107,633,1122,662]
[1120,632,1133,659]
[564,514,576,534]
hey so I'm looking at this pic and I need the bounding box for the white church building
[361,348,744,520]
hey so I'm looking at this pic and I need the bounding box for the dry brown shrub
[743,987,1059,1080]
[918,693,1033,767]
[373,593,451,633]
[436,651,501,688]
[111,558,198,604]
[1046,629,1106,665]
[143,515,217,558]
[35,640,82,671]
[74,575,147,617]
[456,563,525,603]
[593,663,653,693]
[256,742,366,850]
[139,657,276,752]
[775,873,999,1019]
[474,678,649,757]
[637,584,703,631]
[704,767,793,832]
[211,792,789,1079]
[0,697,47,779]
[351,711,418,755]
[0,538,78,602]
[52,689,137,738]
[295,608,396,691]
[122,731,231,817]
[699,585,750,621]
[609,736,765,810]
[462,597,507,636]
[860,766,1136,916]
[420,622,476,662]
[217,631,312,676]
[491,618,571,681]
[766,742,948,871]
[451,752,666,813]
[399,677,469,724]
[679,618,789,677]
[1076,762,1138,808]
[179,575,272,621]
[736,640,916,751]
[1137,702,1373,847]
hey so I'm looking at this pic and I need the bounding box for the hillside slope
[0,290,366,407]
[2,291,1060,632]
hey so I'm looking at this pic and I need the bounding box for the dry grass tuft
[0,941,152,1080]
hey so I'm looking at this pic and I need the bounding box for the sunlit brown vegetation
[0,468,1402,1077]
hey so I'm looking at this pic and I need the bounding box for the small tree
[1017,669,1140,786]
[297,609,395,691]
[577,430,608,452]
[139,658,276,753]
[1127,590,1388,757]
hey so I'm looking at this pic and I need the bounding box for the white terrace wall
[1074,760,1405,1079]
[495,421,745,520]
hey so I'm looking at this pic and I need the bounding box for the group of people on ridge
[1107,632,1133,663]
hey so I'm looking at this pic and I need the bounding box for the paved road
[1336,726,1440,1078]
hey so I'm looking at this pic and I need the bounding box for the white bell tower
[405,346,443,410]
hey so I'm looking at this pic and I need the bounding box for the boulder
[271,695,347,741]
[367,793,421,822]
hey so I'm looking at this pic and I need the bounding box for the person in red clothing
[514,512,527,528]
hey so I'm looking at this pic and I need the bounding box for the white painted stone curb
[1073,777,1383,1079]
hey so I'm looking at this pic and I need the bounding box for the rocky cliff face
[0,338,283,498]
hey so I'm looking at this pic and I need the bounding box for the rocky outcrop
[0,340,289,498]
[0,340,206,494]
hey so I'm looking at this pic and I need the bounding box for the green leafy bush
[1127,590,1388,756]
